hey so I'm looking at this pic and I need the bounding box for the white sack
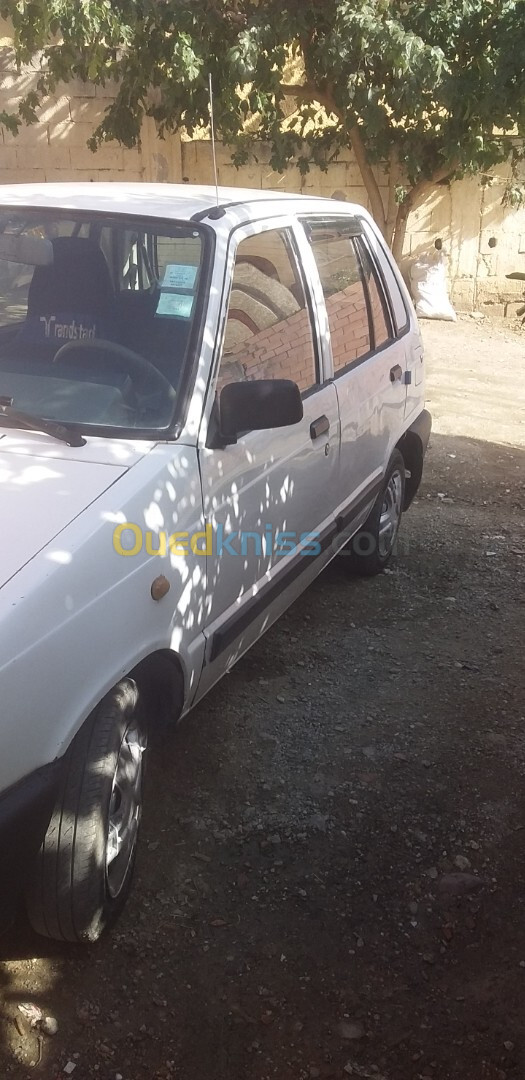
[409,251,457,321]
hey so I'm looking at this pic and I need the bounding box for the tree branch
[347,122,386,230]
[280,82,341,119]
[408,160,459,208]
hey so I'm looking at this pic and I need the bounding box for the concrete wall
[1,17,524,313]
[0,18,180,185]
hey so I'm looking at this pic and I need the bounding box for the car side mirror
[216,378,303,446]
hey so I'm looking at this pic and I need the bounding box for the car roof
[0,182,364,225]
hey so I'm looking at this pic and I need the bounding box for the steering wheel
[53,339,175,403]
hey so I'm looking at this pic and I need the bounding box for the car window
[0,210,207,434]
[355,235,392,348]
[361,220,408,335]
[305,220,371,372]
[218,227,318,396]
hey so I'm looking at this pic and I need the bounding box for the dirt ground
[1,315,524,1080]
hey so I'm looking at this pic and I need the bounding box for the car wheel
[25,678,147,943]
[344,450,405,576]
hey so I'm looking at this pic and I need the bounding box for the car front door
[195,218,340,697]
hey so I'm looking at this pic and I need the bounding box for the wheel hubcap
[106,723,146,899]
[378,469,403,558]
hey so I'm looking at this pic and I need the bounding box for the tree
[2,0,524,260]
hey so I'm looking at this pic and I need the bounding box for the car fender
[0,442,206,792]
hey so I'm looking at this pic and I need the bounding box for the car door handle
[310,415,330,440]
[390,364,403,382]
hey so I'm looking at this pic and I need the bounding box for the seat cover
[16,236,116,351]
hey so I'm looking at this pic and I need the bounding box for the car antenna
[208,73,220,208]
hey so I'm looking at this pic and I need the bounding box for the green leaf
[2,0,524,241]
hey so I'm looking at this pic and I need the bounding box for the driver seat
[13,236,117,362]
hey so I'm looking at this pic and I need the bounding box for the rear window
[361,220,408,335]
[306,220,371,370]
[355,235,392,348]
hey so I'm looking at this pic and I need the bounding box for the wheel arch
[396,429,424,510]
[129,648,186,726]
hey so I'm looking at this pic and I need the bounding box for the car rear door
[360,218,422,420]
[302,216,407,532]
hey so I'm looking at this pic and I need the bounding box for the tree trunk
[389,163,457,263]
[391,198,411,264]
[347,129,412,265]
[280,87,409,262]
[347,124,387,236]
[384,149,401,249]
[279,85,455,265]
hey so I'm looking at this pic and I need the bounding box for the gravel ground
[1,316,524,1080]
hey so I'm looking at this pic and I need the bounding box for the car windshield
[0,210,207,436]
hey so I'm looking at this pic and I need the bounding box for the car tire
[25,678,147,943]
[344,450,406,576]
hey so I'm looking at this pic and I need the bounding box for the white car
[0,184,430,941]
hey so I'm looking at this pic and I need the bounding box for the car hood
[0,434,130,590]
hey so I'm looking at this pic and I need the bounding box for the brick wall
[218,277,379,394]
[219,305,316,394]
[325,282,370,369]
[366,269,390,346]
[234,306,315,390]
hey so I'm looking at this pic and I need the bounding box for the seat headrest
[19,236,115,346]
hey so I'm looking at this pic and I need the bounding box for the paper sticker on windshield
[156,293,194,319]
[161,264,198,290]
